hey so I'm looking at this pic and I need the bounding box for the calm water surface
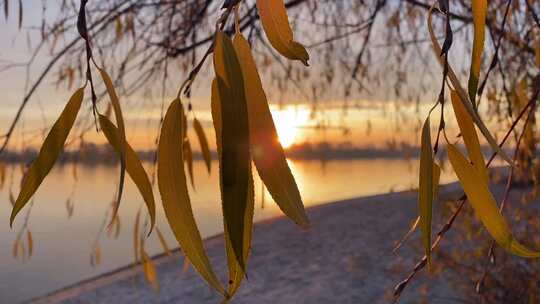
[0,158,456,303]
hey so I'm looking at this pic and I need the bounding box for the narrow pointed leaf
[233,33,309,227]
[133,208,141,262]
[256,0,309,65]
[450,90,488,182]
[10,88,84,226]
[427,6,511,164]
[193,118,212,175]
[418,117,433,268]
[158,98,225,296]
[99,114,156,233]
[98,68,126,224]
[141,249,160,291]
[213,31,251,271]
[184,138,195,189]
[468,0,487,103]
[447,143,540,257]
[211,79,255,297]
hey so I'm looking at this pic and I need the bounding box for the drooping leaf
[447,143,540,257]
[213,31,251,271]
[468,0,487,103]
[99,114,156,233]
[157,98,225,296]
[427,5,511,164]
[450,90,488,182]
[232,33,309,227]
[98,68,126,226]
[133,208,141,262]
[193,118,212,175]
[211,78,255,297]
[418,117,434,268]
[155,226,172,256]
[256,0,309,65]
[141,249,160,292]
[10,88,84,226]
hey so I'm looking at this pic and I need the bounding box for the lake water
[0,158,456,303]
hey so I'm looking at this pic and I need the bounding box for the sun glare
[271,106,310,148]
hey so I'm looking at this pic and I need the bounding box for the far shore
[29,181,483,304]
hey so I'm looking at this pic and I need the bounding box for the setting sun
[271,106,310,148]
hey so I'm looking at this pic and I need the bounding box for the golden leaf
[418,117,433,268]
[141,249,160,292]
[256,0,309,65]
[11,88,84,226]
[211,78,255,297]
[157,98,225,296]
[183,138,195,189]
[98,68,126,225]
[468,0,487,102]
[99,114,156,233]
[213,31,251,271]
[133,208,141,263]
[450,90,488,182]
[232,33,309,227]
[193,118,212,175]
[447,143,540,257]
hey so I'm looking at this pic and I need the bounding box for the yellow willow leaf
[213,31,251,271]
[450,90,488,182]
[468,0,487,103]
[447,143,540,257]
[157,98,225,296]
[0,161,6,190]
[98,68,126,224]
[184,139,195,189]
[193,118,212,175]
[232,33,309,227]
[27,230,33,257]
[535,41,540,69]
[10,88,84,226]
[211,79,255,297]
[256,0,309,65]
[133,208,141,262]
[141,249,160,292]
[418,117,434,268]
[427,5,511,164]
[155,226,172,256]
[99,114,156,233]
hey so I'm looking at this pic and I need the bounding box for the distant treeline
[0,142,423,165]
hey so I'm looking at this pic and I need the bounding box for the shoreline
[30,183,465,304]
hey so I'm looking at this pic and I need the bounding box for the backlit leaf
[98,68,126,225]
[99,114,156,233]
[213,30,251,271]
[418,117,433,268]
[157,98,225,296]
[427,5,511,164]
[211,78,255,297]
[468,0,487,103]
[10,88,84,226]
[141,249,159,292]
[133,208,141,262]
[447,143,540,257]
[232,33,309,227]
[193,118,212,175]
[256,0,309,65]
[450,90,488,182]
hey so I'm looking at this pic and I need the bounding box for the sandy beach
[31,184,468,304]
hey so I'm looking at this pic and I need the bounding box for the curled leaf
[256,0,309,65]
[213,31,251,271]
[418,117,434,268]
[99,114,156,233]
[193,118,212,175]
[158,98,225,295]
[447,143,540,257]
[232,33,309,227]
[427,5,511,164]
[11,88,85,226]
